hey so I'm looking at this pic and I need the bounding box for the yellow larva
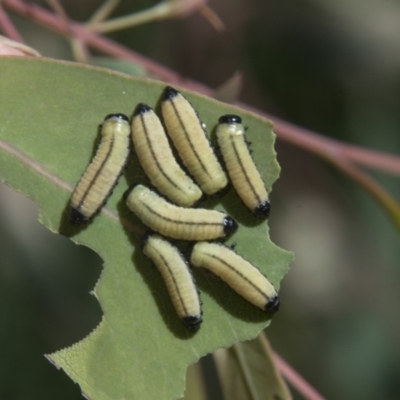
[190,242,279,312]
[131,103,202,207]
[125,184,237,241]
[216,115,270,219]
[142,233,202,331]
[70,114,131,226]
[161,86,228,195]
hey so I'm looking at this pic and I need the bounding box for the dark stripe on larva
[230,135,262,204]
[169,98,211,178]
[203,252,269,300]
[77,133,116,210]
[143,203,222,227]
[139,113,183,192]
[157,250,189,316]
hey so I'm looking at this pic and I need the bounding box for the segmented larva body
[216,115,270,219]
[142,233,202,331]
[161,86,228,196]
[70,114,131,225]
[190,242,279,312]
[125,184,237,241]
[131,103,202,207]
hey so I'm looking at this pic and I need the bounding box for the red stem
[2,0,181,81]
[324,152,400,229]
[272,351,326,400]
[260,111,400,176]
[3,0,400,177]
[0,3,23,41]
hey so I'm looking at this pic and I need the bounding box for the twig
[45,0,69,30]
[3,0,181,81]
[272,350,326,400]
[324,152,400,231]
[3,0,400,178]
[260,112,400,177]
[87,0,120,26]
[0,3,22,41]
[70,37,91,63]
[87,0,207,34]
[198,4,226,32]
[45,0,86,62]
[87,1,171,33]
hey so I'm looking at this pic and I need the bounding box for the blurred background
[1,0,400,399]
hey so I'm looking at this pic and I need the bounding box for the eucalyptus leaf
[0,57,293,400]
[213,334,292,400]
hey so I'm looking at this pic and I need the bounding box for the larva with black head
[131,103,202,207]
[189,241,279,313]
[70,113,131,226]
[141,233,202,331]
[161,86,228,196]
[125,184,237,241]
[216,115,270,219]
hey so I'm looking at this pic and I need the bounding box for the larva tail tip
[162,86,179,101]
[140,231,153,250]
[223,216,238,236]
[265,295,280,313]
[182,315,202,332]
[210,183,229,199]
[104,113,129,122]
[185,242,198,263]
[133,103,152,116]
[219,114,242,124]
[123,183,139,202]
[254,201,270,219]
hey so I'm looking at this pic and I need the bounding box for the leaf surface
[213,334,292,400]
[0,57,293,400]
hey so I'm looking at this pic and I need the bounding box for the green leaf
[0,57,293,400]
[213,334,292,400]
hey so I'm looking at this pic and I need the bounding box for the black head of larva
[219,114,242,125]
[223,216,238,236]
[254,201,271,219]
[182,315,202,332]
[162,86,179,101]
[69,207,88,226]
[265,295,280,313]
[133,103,152,116]
[104,113,129,122]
